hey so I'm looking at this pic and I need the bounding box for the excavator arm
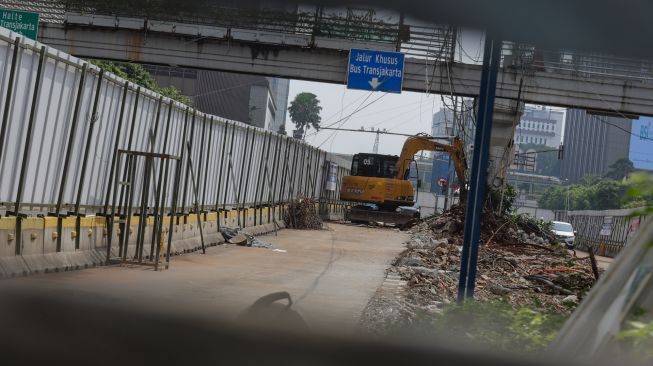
[396,136,468,201]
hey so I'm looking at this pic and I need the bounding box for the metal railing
[0,0,456,61]
[3,0,653,83]
[502,42,653,83]
[555,208,648,257]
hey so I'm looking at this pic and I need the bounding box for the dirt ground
[0,223,408,334]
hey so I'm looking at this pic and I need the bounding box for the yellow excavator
[339,134,467,227]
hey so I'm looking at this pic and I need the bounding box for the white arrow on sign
[368,77,383,89]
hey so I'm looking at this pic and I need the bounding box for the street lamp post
[564,178,570,217]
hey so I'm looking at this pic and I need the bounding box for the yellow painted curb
[22,217,44,230]
[0,217,16,230]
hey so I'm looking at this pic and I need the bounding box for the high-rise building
[514,106,564,148]
[560,109,633,183]
[144,65,290,132]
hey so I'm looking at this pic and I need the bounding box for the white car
[552,221,576,248]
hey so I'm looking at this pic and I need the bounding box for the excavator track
[345,207,419,229]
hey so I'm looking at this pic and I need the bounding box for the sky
[284,80,444,156]
[280,28,483,157]
[629,116,653,170]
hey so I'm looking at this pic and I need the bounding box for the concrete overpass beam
[35,23,653,116]
[488,98,524,188]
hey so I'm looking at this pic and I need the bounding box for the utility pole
[565,179,570,217]
[372,128,380,154]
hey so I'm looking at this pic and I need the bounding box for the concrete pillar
[487,98,524,188]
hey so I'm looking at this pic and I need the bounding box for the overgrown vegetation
[90,60,193,105]
[605,158,636,180]
[613,173,653,359]
[538,172,652,211]
[616,319,653,359]
[624,172,653,217]
[407,301,567,353]
[511,213,554,236]
[488,184,517,215]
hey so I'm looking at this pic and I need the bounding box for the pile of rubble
[220,227,273,249]
[391,205,598,316]
[284,197,323,230]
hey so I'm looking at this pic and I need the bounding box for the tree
[514,143,560,177]
[277,124,287,136]
[605,158,635,180]
[538,178,627,211]
[288,92,321,139]
[580,175,602,186]
[89,60,193,105]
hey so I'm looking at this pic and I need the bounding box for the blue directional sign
[347,48,405,94]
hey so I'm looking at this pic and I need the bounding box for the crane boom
[395,136,467,199]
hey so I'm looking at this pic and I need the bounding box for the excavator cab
[340,153,415,211]
[350,154,398,179]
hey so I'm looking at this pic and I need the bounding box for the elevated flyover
[37,21,653,117]
[5,0,653,116]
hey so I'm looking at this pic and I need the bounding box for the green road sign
[0,9,39,40]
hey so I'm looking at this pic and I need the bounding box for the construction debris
[284,197,323,230]
[393,205,598,314]
[220,227,273,249]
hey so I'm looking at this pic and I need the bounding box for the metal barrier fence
[0,26,344,258]
[555,208,648,258]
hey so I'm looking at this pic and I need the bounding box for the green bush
[90,60,193,106]
[512,213,553,237]
[488,184,517,215]
[537,173,653,211]
[412,301,567,353]
[616,319,653,359]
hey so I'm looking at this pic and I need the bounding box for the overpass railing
[0,0,455,59]
[3,0,653,83]
[502,42,653,83]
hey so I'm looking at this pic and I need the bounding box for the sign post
[326,162,338,191]
[347,48,405,94]
[0,9,39,40]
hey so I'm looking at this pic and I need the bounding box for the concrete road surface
[0,223,407,334]
[572,250,614,270]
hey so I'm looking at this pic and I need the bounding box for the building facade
[514,105,564,148]
[144,65,289,132]
[560,109,633,183]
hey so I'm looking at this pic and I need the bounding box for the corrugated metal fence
[0,26,345,237]
[555,208,648,258]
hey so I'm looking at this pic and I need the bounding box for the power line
[587,113,653,141]
[315,92,385,148]
[319,127,453,139]
[307,92,375,136]
[321,92,387,148]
